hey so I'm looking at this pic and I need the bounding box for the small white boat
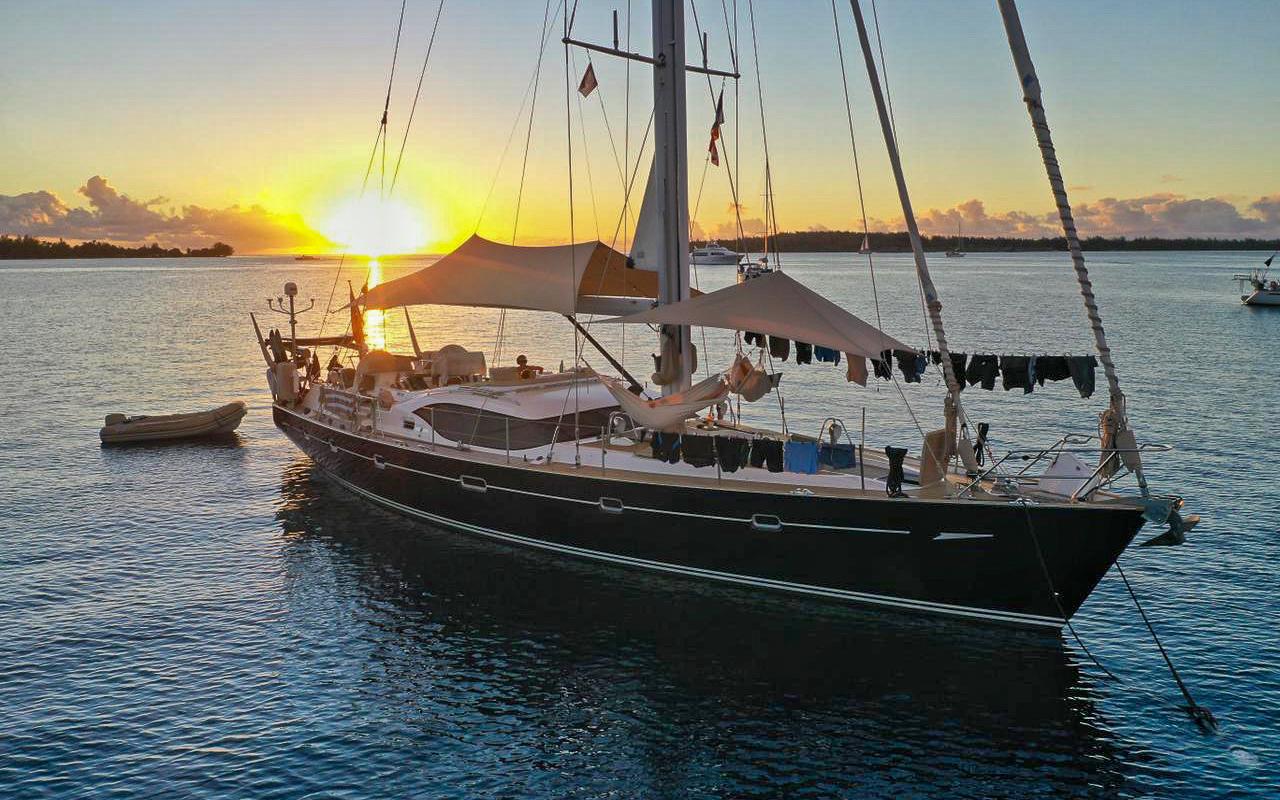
[691,241,740,265]
[1234,264,1280,306]
[100,401,247,444]
[736,256,774,283]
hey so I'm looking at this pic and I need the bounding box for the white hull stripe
[321,470,1066,629]
[934,532,995,541]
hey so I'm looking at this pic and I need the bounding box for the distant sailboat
[1233,251,1280,306]
[945,220,965,257]
[859,234,872,254]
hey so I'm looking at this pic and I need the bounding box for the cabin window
[414,403,619,450]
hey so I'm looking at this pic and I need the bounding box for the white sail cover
[358,234,663,313]
[598,271,910,358]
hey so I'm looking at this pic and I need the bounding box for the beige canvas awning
[356,234,671,314]
[597,270,911,358]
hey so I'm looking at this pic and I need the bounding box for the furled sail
[628,157,664,273]
[355,234,670,314]
[598,270,910,359]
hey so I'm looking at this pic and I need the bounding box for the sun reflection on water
[364,258,385,350]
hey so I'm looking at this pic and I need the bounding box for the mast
[652,0,693,394]
[847,0,961,402]
[995,0,1124,416]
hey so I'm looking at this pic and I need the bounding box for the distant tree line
[0,235,234,259]
[730,230,1280,253]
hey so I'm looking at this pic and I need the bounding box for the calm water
[1,251,1276,798]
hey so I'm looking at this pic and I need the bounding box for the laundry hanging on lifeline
[737,332,1097,398]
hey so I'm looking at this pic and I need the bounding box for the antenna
[267,281,316,349]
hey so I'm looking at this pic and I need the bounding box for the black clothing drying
[966,354,999,390]
[929,351,968,390]
[749,438,785,473]
[768,336,791,362]
[974,422,990,466]
[872,353,893,380]
[1000,355,1034,394]
[1067,355,1097,399]
[885,446,908,498]
[950,352,968,389]
[893,349,923,383]
[650,432,682,464]
[744,331,765,346]
[1035,355,1070,385]
[681,434,718,468]
[716,437,751,473]
[795,341,813,365]
[814,346,840,364]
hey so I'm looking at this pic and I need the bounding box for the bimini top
[598,270,910,359]
[356,234,671,315]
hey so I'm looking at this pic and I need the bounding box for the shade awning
[597,271,910,359]
[357,234,669,314]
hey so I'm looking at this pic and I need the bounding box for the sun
[320,195,428,257]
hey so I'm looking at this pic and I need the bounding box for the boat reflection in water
[273,460,1134,796]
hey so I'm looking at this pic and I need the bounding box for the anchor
[1140,497,1201,547]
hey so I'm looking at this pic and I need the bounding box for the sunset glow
[320,196,429,257]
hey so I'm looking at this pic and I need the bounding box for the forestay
[598,270,910,359]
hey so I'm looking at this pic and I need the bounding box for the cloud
[1250,195,1280,225]
[877,194,1280,239]
[1072,194,1276,238]
[0,176,330,252]
[1159,174,1183,184]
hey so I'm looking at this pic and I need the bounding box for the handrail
[954,437,1174,500]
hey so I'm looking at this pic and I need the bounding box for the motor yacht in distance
[690,241,741,265]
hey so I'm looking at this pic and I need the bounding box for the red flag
[577,63,598,97]
[708,89,724,166]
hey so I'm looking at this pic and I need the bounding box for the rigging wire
[570,51,602,240]
[868,0,898,146]
[474,3,566,233]
[745,0,780,270]
[830,0,926,436]
[865,0,932,355]
[495,0,562,366]
[316,0,410,349]
[563,0,582,464]
[389,0,448,195]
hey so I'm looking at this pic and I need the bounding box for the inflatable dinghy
[99,401,247,444]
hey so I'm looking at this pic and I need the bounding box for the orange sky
[1,1,1277,253]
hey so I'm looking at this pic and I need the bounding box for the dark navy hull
[276,405,1144,628]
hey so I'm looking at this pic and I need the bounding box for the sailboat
[252,0,1190,629]
[946,220,965,257]
[1233,252,1280,306]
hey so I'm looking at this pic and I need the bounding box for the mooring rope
[1016,499,1119,681]
[1018,499,1217,731]
[1115,560,1218,731]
